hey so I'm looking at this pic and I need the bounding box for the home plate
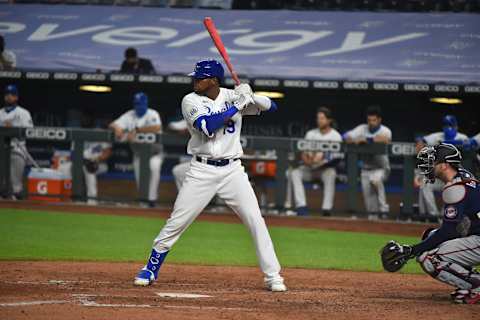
[156,292,212,298]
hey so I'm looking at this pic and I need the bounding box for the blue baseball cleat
[134,248,168,286]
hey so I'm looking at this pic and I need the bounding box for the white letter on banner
[92,27,178,46]
[28,24,112,41]
[0,22,26,34]
[220,30,333,55]
[167,29,251,48]
[307,31,427,57]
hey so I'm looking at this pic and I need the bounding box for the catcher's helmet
[188,59,224,82]
[417,143,462,183]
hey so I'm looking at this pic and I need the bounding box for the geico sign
[296,140,341,152]
[134,133,156,143]
[391,143,416,156]
[25,127,67,140]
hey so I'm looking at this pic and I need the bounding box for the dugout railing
[0,126,476,215]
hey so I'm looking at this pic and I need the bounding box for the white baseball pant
[152,159,282,281]
[10,152,26,194]
[83,163,108,205]
[133,153,163,202]
[286,165,336,210]
[172,161,191,190]
[360,168,389,213]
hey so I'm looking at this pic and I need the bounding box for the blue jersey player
[383,143,480,304]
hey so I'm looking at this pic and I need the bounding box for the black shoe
[321,210,331,217]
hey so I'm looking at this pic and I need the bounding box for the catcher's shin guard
[417,251,480,290]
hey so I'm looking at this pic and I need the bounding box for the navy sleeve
[193,106,239,137]
[411,195,465,256]
[268,100,278,113]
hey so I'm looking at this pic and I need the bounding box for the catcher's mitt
[380,240,413,272]
[84,159,99,174]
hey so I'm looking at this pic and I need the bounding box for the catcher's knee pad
[417,251,479,290]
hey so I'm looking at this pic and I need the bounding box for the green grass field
[0,208,422,273]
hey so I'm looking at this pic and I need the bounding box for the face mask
[135,104,147,117]
[5,105,16,113]
[368,125,380,134]
[443,126,457,141]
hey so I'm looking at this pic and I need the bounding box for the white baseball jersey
[345,124,392,170]
[182,88,262,159]
[168,119,188,131]
[305,128,343,163]
[422,131,469,146]
[474,133,480,145]
[113,108,162,154]
[0,105,33,156]
[83,142,112,161]
[113,109,162,133]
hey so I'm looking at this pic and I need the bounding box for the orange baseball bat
[203,17,240,86]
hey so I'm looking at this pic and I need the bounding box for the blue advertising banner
[1,4,480,83]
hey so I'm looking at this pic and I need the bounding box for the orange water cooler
[27,168,71,202]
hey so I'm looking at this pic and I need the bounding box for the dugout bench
[0,126,476,215]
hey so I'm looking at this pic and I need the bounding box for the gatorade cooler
[249,161,277,178]
[28,168,68,202]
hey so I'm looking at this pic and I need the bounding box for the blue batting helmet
[188,59,224,82]
[133,92,148,117]
[443,115,457,128]
[5,84,18,96]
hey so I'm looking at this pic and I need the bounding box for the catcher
[380,143,480,304]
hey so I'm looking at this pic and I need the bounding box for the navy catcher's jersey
[412,168,480,256]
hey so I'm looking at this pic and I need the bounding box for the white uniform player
[134,59,286,292]
[83,141,112,205]
[344,106,392,219]
[415,115,469,220]
[0,85,33,198]
[110,92,163,206]
[286,107,342,216]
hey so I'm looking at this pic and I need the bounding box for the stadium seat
[140,0,167,6]
[115,0,141,5]
[195,0,232,9]
[64,0,89,4]
[168,0,194,7]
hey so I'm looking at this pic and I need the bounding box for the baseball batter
[110,92,163,207]
[415,115,469,220]
[0,85,33,198]
[134,59,287,292]
[286,107,342,216]
[344,106,392,219]
[381,143,480,304]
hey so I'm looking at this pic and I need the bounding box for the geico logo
[434,85,459,92]
[391,143,416,156]
[25,128,67,140]
[37,181,48,195]
[134,133,156,143]
[297,140,341,152]
[405,84,429,91]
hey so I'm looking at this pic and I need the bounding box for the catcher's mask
[417,143,462,183]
